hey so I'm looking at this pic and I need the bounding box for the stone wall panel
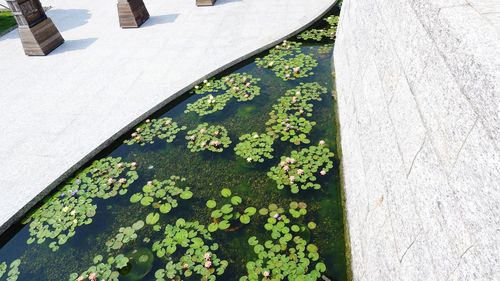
[334,0,499,279]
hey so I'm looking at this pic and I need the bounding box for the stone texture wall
[333,0,499,280]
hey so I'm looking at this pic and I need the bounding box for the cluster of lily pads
[234,132,275,163]
[186,73,261,116]
[130,176,193,225]
[185,123,232,153]
[206,188,257,232]
[234,82,327,163]
[124,117,186,146]
[266,82,327,145]
[23,157,139,251]
[68,254,128,281]
[255,40,318,80]
[268,143,334,194]
[297,15,339,42]
[0,259,21,281]
[318,44,333,55]
[106,220,145,252]
[240,203,325,280]
[152,219,228,280]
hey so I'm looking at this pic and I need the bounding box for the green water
[0,6,347,281]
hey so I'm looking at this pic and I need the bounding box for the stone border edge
[0,0,339,237]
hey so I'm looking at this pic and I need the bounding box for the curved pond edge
[0,1,340,238]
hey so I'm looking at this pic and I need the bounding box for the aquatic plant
[193,79,227,94]
[267,144,334,193]
[68,255,127,281]
[206,188,257,232]
[224,73,262,101]
[234,82,327,162]
[130,176,192,221]
[0,259,21,281]
[255,40,318,80]
[318,44,333,55]
[124,117,186,146]
[185,94,232,116]
[186,123,232,153]
[240,204,325,281]
[187,73,262,116]
[152,219,228,280]
[297,15,339,42]
[106,220,145,252]
[234,132,275,163]
[265,83,327,145]
[23,157,139,251]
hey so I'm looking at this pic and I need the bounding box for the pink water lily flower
[204,260,212,268]
[88,273,97,281]
[320,170,327,176]
[319,140,326,146]
[204,252,212,260]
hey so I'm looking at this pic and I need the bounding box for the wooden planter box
[18,17,64,56]
[118,0,149,28]
[196,0,216,6]
[6,0,64,56]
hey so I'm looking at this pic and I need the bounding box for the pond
[0,4,348,281]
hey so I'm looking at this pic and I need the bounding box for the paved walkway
[0,0,335,230]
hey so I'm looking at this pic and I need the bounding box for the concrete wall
[334,0,499,280]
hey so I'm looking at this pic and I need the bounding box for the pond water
[0,5,347,281]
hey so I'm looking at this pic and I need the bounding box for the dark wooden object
[117,0,149,28]
[6,0,64,56]
[196,0,216,6]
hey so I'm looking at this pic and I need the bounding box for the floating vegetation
[266,83,327,145]
[187,73,261,116]
[234,132,275,163]
[240,204,326,281]
[297,15,339,42]
[268,144,334,194]
[193,79,227,95]
[68,255,126,281]
[206,188,257,232]
[255,41,318,80]
[318,44,333,55]
[124,117,186,146]
[186,123,232,153]
[106,220,145,252]
[23,157,139,251]
[234,83,327,162]
[185,94,232,116]
[152,219,228,280]
[0,259,21,281]
[130,176,192,221]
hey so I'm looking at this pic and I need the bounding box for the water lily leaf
[206,200,217,209]
[220,188,232,198]
[218,220,230,230]
[140,196,154,206]
[208,223,218,232]
[240,215,251,224]
[130,193,143,203]
[244,207,257,216]
[180,190,193,200]
[160,203,172,214]
[231,196,242,205]
[146,213,160,225]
